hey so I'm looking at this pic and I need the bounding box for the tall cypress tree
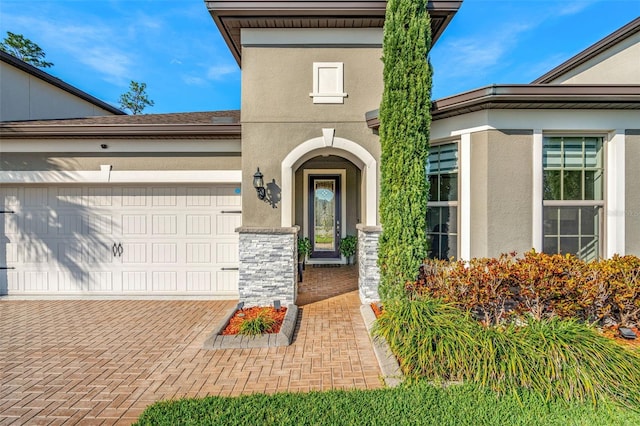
[378,0,432,300]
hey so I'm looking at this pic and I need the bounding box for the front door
[308,175,341,258]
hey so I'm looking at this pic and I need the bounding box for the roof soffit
[206,1,462,65]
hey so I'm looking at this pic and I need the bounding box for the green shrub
[297,237,311,259]
[378,0,431,300]
[238,309,276,336]
[373,296,481,381]
[374,296,640,407]
[339,235,357,258]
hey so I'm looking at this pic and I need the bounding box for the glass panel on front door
[313,179,336,252]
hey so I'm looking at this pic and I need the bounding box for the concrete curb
[203,304,299,349]
[360,304,404,387]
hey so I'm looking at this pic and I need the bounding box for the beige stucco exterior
[240,45,383,229]
[0,61,117,121]
[548,32,640,84]
[627,130,640,254]
[468,130,533,258]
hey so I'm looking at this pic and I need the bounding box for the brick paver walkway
[0,268,381,425]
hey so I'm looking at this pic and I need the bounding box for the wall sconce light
[253,167,265,200]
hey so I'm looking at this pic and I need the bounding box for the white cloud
[435,22,533,78]
[2,11,138,86]
[183,75,207,86]
[557,0,602,16]
[206,64,239,80]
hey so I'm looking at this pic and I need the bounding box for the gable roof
[1,50,126,116]
[0,110,241,138]
[532,17,640,84]
[206,1,462,65]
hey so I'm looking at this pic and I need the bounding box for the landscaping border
[202,304,299,349]
[360,304,403,387]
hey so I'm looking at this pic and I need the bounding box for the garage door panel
[216,214,241,236]
[122,243,146,263]
[122,271,147,292]
[214,241,239,264]
[152,215,177,235]
[86,214,113,235]
[217,270,239,292]
[23,211,49,234]
[152,271,177,291]
[186,215,211,235]
[215,187,242,207]
[55,187,84,207]
[24,271,49,291]
[22,242,50,263]
[86,187,113,206]
[186,188,212,206]
[122,215,147,235]
[152,187,177,206]
[122,187,147,206]
[186,243,211,263]
[152,243,177,263]
[23,187,48,206]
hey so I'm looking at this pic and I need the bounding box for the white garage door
[0,185,241,297]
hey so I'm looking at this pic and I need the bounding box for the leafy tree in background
[119,81,154,115]
[0,31,53,68]
[378,0,432,300]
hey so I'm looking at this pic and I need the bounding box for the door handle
[112,243,118,257]
[117,243,123,257]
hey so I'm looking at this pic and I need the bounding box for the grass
[134,382,640,425]
[238,309,277,336]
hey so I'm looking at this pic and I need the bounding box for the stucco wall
[549,32,640,84]
[470,130,533,258]
[627,130,640,255]
[0,153,241,171]
[0,62,116,121]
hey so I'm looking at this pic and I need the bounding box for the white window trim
[607,129,625,256]
[310,62,347,104]
[536,132,619,259]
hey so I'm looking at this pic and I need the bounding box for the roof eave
[0,123,242,139]
[532,17,640,84]
[365,84,640,128]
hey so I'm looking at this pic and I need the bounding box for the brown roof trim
[365,84,640,127]
[1,51,126,116]
[0,123,241,139]
[206,1,462,65]
[532,17,640,84]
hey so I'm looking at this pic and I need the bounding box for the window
[427,143,458,259]
[309,62,347,104]
[543,136,604,261]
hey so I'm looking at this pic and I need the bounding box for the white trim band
[0,170,242,184]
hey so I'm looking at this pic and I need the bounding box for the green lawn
[134,382,639,426]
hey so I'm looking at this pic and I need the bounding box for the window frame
[426,141,460,260]
[541,133,607,260]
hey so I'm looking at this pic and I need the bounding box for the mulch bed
[601,325,640,349]
[371,302,383,319]
[221,306,287,335]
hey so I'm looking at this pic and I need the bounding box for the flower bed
[221,306,287,335]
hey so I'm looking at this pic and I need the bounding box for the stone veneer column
[236,226,299,307]
[357,224,382,304]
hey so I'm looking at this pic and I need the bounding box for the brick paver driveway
[0,290,381,424]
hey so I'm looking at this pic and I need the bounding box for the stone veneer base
[202,304,299,349]
[359,303,403,387]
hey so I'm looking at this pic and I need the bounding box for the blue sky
[0,0,638,114]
